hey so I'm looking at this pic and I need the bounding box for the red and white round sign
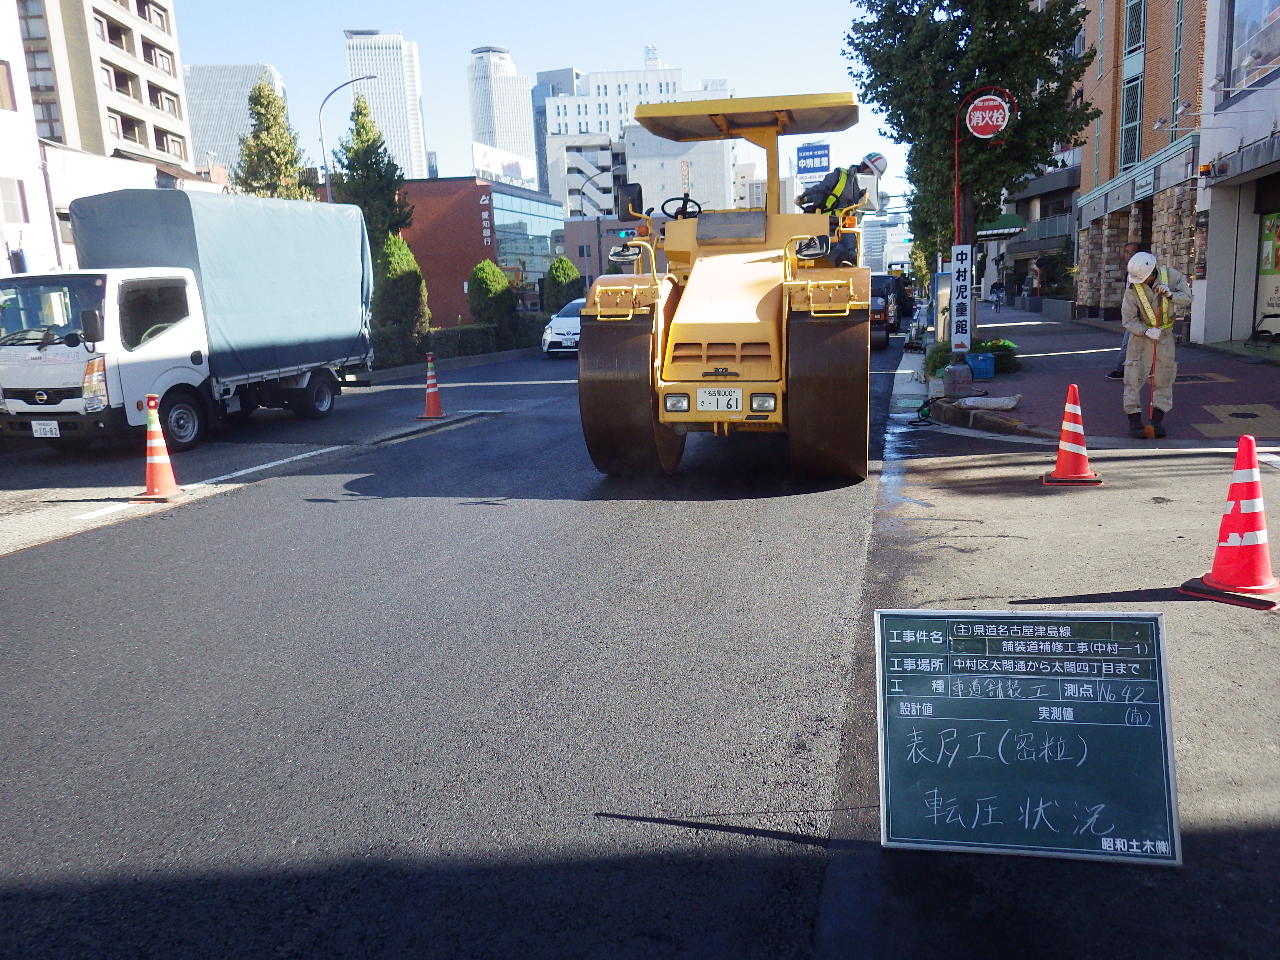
[966,95,1011,139]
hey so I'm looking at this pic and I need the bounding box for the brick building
[1075,0,1206,323]
[399,178,562,326]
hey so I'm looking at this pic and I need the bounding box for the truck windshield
[0,275,106,346]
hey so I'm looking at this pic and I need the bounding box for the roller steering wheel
[137,323,170,346]
[661,194,702,220]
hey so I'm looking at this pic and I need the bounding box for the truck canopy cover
[634,93,859,142]
[70,190,373,380]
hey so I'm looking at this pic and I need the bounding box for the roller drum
[578,314,685,476]
[787,310,870,481]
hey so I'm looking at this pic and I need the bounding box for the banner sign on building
[472,142,536,190]
[949,244,973,352]
[796,142,830,186]
[875,610,1181,865]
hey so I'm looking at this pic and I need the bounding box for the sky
[175,0,910,207]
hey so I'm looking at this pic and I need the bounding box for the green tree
[468,259,519,347]
[542,255,581,312]
[369,233,430,367]
[331,94,413,240]
[845,0,1097,263]
[233,80,313,200]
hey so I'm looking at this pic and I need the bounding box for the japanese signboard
[949,245,973,352]
[876,610,1181,865]
[796,142,830,186]
[965,95,1010,139]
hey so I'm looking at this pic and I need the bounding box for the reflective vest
[1132,267,1174,329]
[820,168,850,213]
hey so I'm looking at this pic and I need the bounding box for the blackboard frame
[875,609,1181,866]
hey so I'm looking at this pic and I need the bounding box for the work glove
[795,195,807,208]
[1145,327,1162,341]
[1154,283,1171,297]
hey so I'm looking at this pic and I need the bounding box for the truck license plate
[696,388,742,411]
[31,421,60,438]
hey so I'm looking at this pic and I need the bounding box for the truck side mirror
[80,309,103,343]
[617,182,644,222]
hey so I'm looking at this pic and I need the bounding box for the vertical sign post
[950,245,973,353]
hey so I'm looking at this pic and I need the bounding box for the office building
[1,6,58,275]
[468,46,535,167]
[399,177,562,324]
[183,62,284,174]
[1074,0,1206,324]
[344,29,427,179]
[17,0,194,169]
[532,66,583,193]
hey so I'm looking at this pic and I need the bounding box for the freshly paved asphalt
[1,345,902,959]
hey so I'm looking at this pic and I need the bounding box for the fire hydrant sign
[875,610,1181,865]
[949,245,973,352]
[966,95,1010,139]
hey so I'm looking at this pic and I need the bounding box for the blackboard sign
[875,610,1181,865]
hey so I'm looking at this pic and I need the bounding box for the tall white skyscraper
[183,63,285,172]
[467,46,535,162]
[343,29,427,179]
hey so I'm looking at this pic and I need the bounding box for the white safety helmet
[860,152,888,177]
[1127,251,1157,283]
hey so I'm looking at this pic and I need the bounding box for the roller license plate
[696,388,742,411]
[31,421,60,438]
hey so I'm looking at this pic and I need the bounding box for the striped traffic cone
[416,353,445,420]
[130,394,184,503]
[1179,435,1279,609]
[1042,384,1102,486]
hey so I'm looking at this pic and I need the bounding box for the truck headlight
[82,356,108,412]
[664,393,690,412]
[750,393,777,412]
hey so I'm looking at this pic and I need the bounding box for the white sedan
[541,298,584,356]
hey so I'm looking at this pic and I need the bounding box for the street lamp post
[578,164,625,283]
[318,75,375,202]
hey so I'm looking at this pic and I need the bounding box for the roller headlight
[750,393,777,412]
[664,393,690,412]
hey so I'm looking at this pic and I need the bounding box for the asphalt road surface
[1,344,902,960]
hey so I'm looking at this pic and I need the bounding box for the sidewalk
[907,301,1280,446]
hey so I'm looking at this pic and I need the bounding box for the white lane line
[75,503,133,520]
[1261,453,1280,473]
[441,379,578,387]
[184,444,349,488]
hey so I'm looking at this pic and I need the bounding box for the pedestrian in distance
[1122,251,1192,439]
[1106,242,1145,380]
[989,279,1005,312]
[795,153,888,266]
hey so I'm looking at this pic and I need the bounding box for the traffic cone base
[1177,578,1278,611]
[1043,385,1102,486]
[417,353,445,420]
[1180,435,1278,608]
[131,395,184,502]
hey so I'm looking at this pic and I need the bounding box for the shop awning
[975,213,1026,240]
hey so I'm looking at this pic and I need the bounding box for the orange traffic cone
[1179,435,1279,609]
[1042,384,1102,486]
[416,352,445,420]
[130,394,184,503]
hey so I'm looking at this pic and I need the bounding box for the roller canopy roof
[634,93,859,142]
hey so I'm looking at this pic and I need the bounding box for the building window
[1093,116,1101,185]
[0,61,14,111]
[94,14,107,40]
[0,178,29,224]
[1097,0,1105,78]
[1170,0,1184,142]
[1123,0,1144,54]
[142,41,174,76]
[155,128,185,159]
[136,1,170,33]
[108,109,144,144]
[1119,76,1143,170]
[19,0,49,40]
[102,61,140,100]
[25,50,54,91]
[34,100,62,140]
[148,83,179,116]
[1227,0,1280,90]
[97,15,133,54]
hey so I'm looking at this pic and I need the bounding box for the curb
[362,347,544,386]
[925,398,1058,439]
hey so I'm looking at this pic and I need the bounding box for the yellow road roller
[578,92,875,481]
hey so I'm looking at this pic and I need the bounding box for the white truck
[0,189,373,451]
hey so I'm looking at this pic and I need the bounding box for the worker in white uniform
[1121,251,1192,438]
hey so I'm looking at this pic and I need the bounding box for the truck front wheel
[160,389,206,451]
[292,371,336,419]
